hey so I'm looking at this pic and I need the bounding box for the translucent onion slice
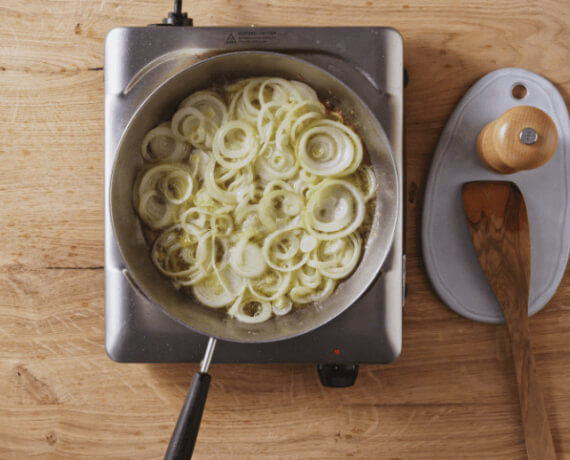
[192,268,244,308]
[137,190,173,229]
[233,183,264,224]
[212,120,259,169]
[363,164,378,201]
[349,163,378,202]
[171,106,218,150]
[230,239,267,278]
[257,101,282,143]
[290,169,319,199]
[272,296,293,316]
[188,149,211,182]
[195,232,230,274]
[211,213,234,236]
[255,142,298,182]
[262,227,310,272]
[296,264,322,289]
[234,203,260,228]
[277,99,325,145]
[297,119,363,177]
[203,160,237,204]
[258,189,304,231]
[138,164,193,202]
[290,110,324,141]
[259,78,301,106]
[304,179,365,240]
[228,79,264,124]
[180,207,210,234]
[193,187,216,208]
[242,78,266,114]
[228,293,272,323]
[247,270,292,301]
[141,122,188,162]
[137,164,193,229]
[300,234,317,253]
[309,234,362,279]
[290,80,319,101]
[264,179,294,193]
[180,90,228,126]
[290,277,336,304]
[159,168,193,205]
[151,225,207,285]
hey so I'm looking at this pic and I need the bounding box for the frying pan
[110,51,399,458]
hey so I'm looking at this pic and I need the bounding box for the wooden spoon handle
[506,312,556,460]
[462,182,556,459]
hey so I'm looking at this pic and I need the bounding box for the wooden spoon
[462,181,556,460]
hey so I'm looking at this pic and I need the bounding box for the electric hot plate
[104,23,405,386]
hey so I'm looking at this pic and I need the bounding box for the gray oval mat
[422,68,570,323]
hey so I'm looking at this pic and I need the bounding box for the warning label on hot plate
[224,30,278,45]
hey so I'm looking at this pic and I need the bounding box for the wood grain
[463,181,556,460]
[0,0,569,459]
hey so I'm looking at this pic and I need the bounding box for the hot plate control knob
[317,364,359,387]
[476,105,558,174]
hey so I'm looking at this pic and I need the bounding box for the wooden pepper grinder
[476,105,558,174]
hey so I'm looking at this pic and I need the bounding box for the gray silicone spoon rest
[422,67,570,323]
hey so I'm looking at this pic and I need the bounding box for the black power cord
[162,0,192,26]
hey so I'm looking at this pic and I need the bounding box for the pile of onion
[134,77,377,323]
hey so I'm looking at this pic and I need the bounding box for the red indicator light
[334,349,340,355]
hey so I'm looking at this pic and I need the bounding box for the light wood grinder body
[477,105,558,174]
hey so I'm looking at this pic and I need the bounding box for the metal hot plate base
[104,26,405,365]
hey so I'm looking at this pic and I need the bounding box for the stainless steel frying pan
[110,51,399,458]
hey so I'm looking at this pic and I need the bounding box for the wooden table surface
[1,1,569,458]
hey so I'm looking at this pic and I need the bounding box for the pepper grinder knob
[476,105,558,174]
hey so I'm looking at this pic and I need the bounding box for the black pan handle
[165,337,217,460]
[165,372,211,459]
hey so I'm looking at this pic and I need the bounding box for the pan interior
[110,51,399,343]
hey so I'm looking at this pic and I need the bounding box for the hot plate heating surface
[105,27,404,363]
